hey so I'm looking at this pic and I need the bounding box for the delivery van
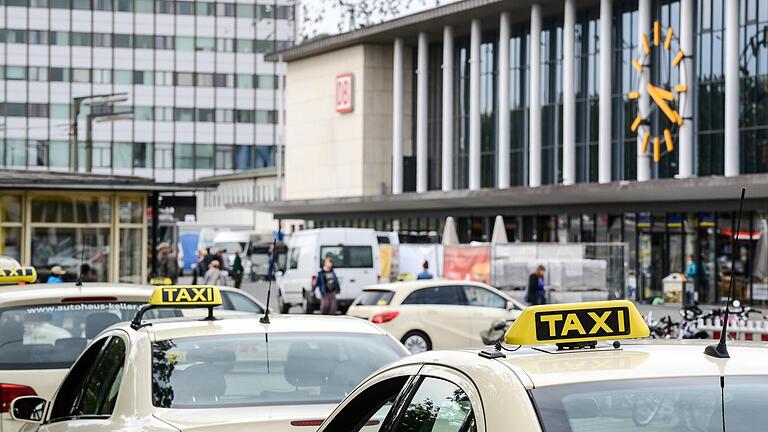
[278,228,380,314]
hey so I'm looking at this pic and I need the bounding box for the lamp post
[85,110,134,173]
[70,92,129,172]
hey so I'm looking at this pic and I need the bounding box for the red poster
[443,245,491,284]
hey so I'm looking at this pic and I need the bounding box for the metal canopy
[0,170,216,192]
[232,175,768,218]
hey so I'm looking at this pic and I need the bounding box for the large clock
[629,21,689,163]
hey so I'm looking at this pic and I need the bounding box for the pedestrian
[156,242,179,284]
[47,266,66,283]
[526,265,546,305]
[192,249,206,285]
[214,249,227,270]
[685,254,698,280]
[79,263,98,282]
[232,249,244,289]
[313,256,340,315]
[203,260,228,286]
[416,260,433,280]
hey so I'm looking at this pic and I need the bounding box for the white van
[278,228,380,314]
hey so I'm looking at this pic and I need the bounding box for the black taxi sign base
[131,285,223,329]
[504,300,649,346]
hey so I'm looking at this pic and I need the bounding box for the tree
[300,0,443,41]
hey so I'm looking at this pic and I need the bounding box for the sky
[298,0,457,41]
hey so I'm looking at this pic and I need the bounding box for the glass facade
[1,1,293,181]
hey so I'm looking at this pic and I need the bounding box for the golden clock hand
[647,84,680,124]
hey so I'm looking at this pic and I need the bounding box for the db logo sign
[336,73,353,113]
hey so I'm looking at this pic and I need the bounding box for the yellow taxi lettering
[175,289,192,302]
[191,287,209,302]
[561,313,586,336]
[588,311,613,334]
[617,309,626,332]
[161,287,179,303]
[540,314,563,337]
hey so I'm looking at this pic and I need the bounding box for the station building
[257,0,768,303]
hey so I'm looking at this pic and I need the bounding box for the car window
[320,376,412,432]
[463,286,506,309]
[354,290,395,306]
[49,337,108,421]
[152,333,405,408]
[320,246,374,268]
[0,302,144,370]
[288,248,300,269]
[393,377,475,432]
[402,286,466,305]
[221,291,264,314]
[76,336,126,416]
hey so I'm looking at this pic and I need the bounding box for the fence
[382,242,629,302]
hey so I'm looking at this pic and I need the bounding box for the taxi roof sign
[0,267,37,285]
[149,277,173,286]
[149,285,222,307]
[131,285,222,329]
[504,300,649,346]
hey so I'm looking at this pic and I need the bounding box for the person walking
[203,260,228,286]
[526,265,546,305]
[416,260,433,280]
[192,249,206,285]
[156,242,179,284]
[232,249,244,289]
[47,266,66,283]
[313,256,340,315]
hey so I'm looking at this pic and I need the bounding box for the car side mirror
[506,300,516,310]
[10,396,48,424]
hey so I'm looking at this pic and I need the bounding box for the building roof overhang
[266,0,591,63]
[0,170,217,193]
[231,175,768,218]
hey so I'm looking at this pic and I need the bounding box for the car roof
[363,279,496,293]
[390,340,768,389]
[0,283,156,307]
[115,313,390,341]
[0,283,259,308]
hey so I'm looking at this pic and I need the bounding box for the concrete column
[416,32,429,193]
[469,19,482,190]
[562,0,576,185]
[637,0,651,181]
[598,0,612,183]
[442,26,455,191]
[497,13,511,189]
[679,0,694,178]
[392,38,404,194]
[529,5,542,187]
[725,0,739,177]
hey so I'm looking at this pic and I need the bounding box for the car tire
[278,292,290,314]
[401,331,432,354]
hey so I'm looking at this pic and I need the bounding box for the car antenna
[75,244,86,287]
[705,187,746,359]
[260,236,278,324]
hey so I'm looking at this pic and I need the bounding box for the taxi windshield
[151,332,404,408]
[532,376,768,432]
[0,302,158,369]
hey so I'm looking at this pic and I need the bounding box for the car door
[462,285,517,346]
[40,333,128,432]
[404,285,473,349]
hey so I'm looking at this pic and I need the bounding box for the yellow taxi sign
[149,285,222,307]
[0,267,37,284]
[149,277,173,286]
[504,300,649,346]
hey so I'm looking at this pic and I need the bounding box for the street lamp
[70,92,129,172]
[85,110,134,173]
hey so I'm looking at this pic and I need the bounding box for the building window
[135,0,152,12]
[0,195,23,262]
[134,106,153,121]
[257,75,277,89]
[133,70,153,85]
[50,104,70,119]
[28,103,49,117]
[28,67,48,82]
[114,70,132,85]
[175,72,194,86]
[92,69,112,84]
[235,110,255,123]
[50,67,70,82]
[216,2,235,17]
[135,35,154,49]
[155,143,173,168]
[71,32,91,47]
[6,66,27,80]
[7,30,27,44]
[196,73,214,87]
[216,109,233,122]
[114,0,132,12]
[216,38,234,52]
[738,0,768,174]
[196,2,214,16]
[176,36,195,51]
[28,30,48,45]
[5,140,26,166]
[114,34,132,48]
[575,9,600,183]
[697,0,725,176]
[237,74,254,88]
[155,107,173,121]
[174,108,195,122]
[196,37,215,52]
[215,145,233,170]
[256,145,274,168]
[28,140,48,167]
[196,108,214,122]
[72,68,90,83]
[155,71,173,85]
[93,33,112,47]
[133,142,152,168]
[50,141,69,167]
[175,144,194,169]
[155,0,173,14]
[175,0,194,15]
[196,144,214,170]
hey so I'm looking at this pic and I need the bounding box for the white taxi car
[318,300,768,432]
[347,280,524,353]
[0,270,265,432]
[10,285,409,431]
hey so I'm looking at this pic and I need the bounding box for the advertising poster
[379,245,393,281]
[443,245,491,284]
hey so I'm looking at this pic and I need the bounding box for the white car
[0,272,265,432]
[347,280,525,353]
[10,285,409,432]
[318,300,768,432]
